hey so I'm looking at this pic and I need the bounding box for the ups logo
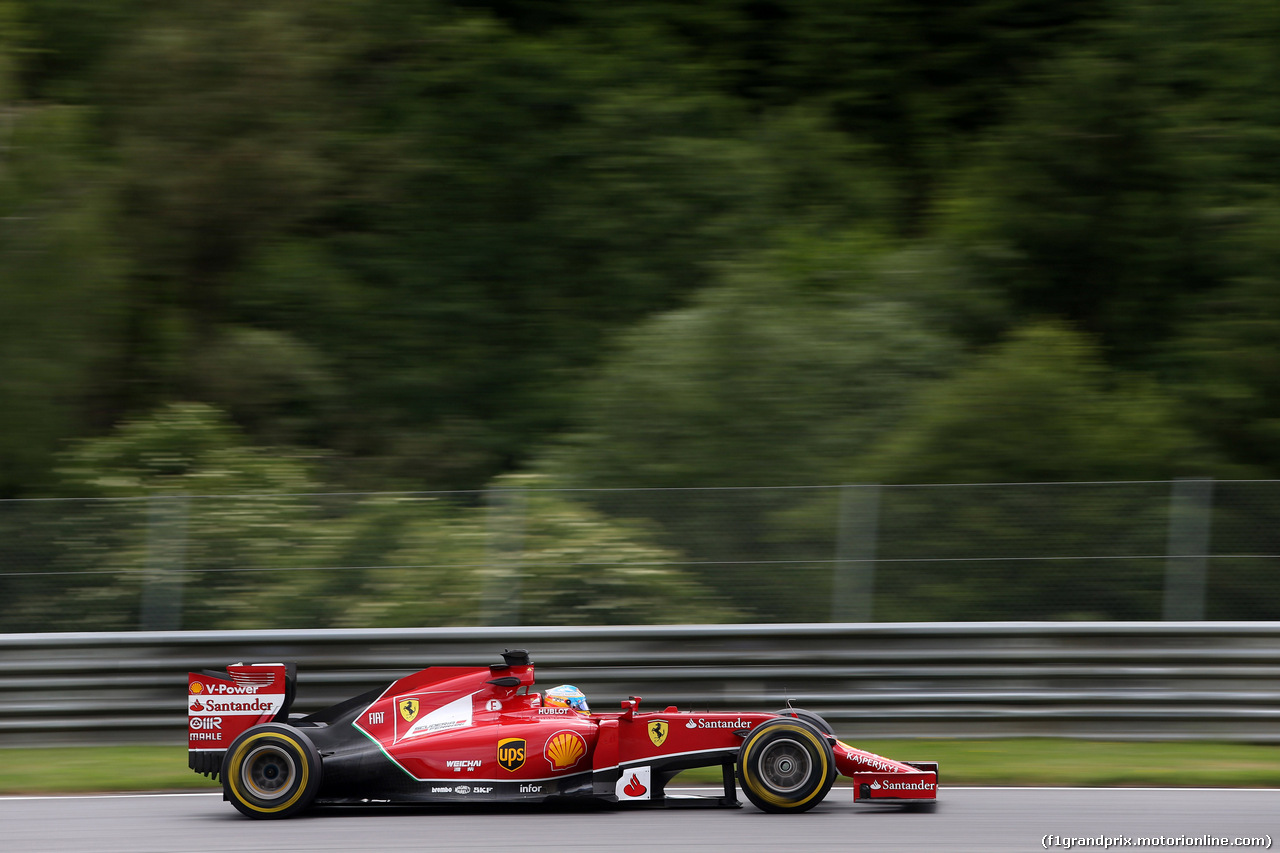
[498,737,526,772]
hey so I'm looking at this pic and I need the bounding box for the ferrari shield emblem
[399,698,420,723]
[648,720,669,747]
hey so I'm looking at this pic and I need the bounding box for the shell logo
[544,731,587,771]
[190,682,204,695]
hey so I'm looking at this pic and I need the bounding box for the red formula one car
[188,649,937,818]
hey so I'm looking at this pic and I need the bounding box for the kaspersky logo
[850,751,899,773]
[648,720,668,747]
[399,698,420,723]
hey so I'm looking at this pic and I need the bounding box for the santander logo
[870,779,935,792]
[622,773,647,798]
[615,766,652,801]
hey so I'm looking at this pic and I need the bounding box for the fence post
[482,488,526,625]
[1163,477,1213,621]
[832,484,879,622]
[139,495,188,631]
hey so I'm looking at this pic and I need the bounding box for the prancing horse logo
[648,720,669,747]
[399,697,420,723]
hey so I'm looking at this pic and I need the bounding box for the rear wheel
[737,719,835,813]
[222,724,321,819]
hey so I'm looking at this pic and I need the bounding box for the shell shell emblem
[544,731,587,771]
[189,682,204,694]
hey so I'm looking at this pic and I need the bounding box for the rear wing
[187,662,296,780]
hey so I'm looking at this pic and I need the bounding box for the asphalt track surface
[3,786,1277,853]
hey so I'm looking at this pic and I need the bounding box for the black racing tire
[737,718,836,813]
[222,723,322,819]
[772,708,836,737]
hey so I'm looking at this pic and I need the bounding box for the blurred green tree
[1173,209,1280,474]
[316,475,734,629]
[8,0,1280,627]
[97,0,333,411]
[861,323,1211,484]
[23,404,728,629]
[12,0,146,101]
[31,402,323,631]
[943,48,1212,363]
[0,99,123,496]
[539,242,962,618]
[548,242,960,490]
[523,0,1112,229]
[69,0,896,491]
[846,323,1216,620]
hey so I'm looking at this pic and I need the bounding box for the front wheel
[772,708,836,737]
[222,723,322,819]
[737,719,835,813]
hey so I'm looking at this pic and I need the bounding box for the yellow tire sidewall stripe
[228,731,311,814]
[741,723,829,808]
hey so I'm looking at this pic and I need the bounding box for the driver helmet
[544,684,590,714]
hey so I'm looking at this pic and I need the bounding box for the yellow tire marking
[741,723,829,808]
[227,732,311,814]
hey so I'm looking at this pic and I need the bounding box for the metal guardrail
[4,622,1280,746]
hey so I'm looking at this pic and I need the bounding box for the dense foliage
[4,1,1280,625]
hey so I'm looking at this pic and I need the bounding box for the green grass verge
[5,739,1280,794]
[0,746,220,794]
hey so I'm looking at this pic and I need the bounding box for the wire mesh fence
[1,479,1277,632]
